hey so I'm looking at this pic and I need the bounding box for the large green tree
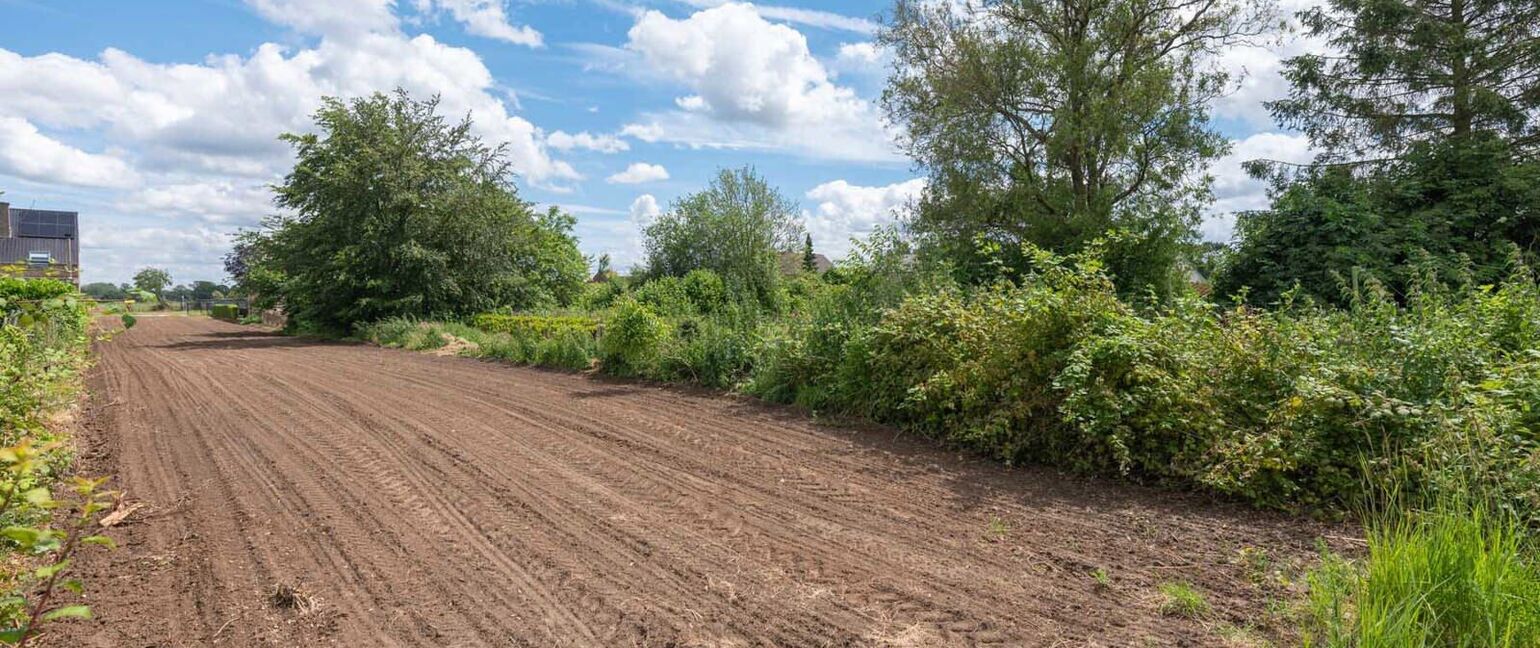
[251,90,586,332]
[132,267,171,300]
[641,167,805,308]
[1223,0,1540,303]
[880,0,1271,297]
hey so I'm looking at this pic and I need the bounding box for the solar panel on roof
[13,210,76,239]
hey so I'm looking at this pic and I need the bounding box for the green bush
[682,269,728,314]
[471,313,597,338]
[210,303,241,321]
[599,298,666,376]
[533,329,596,371]
[633,276,695,317]
[656,317,758,388]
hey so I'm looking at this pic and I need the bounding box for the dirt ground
[53,316,1349,647]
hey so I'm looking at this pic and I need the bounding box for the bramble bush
[0,277,115,643]
[360,241,1540,522]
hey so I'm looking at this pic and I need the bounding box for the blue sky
[0,0,1318,285]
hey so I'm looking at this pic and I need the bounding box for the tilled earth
[55,316,1346,646]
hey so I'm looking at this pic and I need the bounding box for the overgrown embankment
[0,277,116,643]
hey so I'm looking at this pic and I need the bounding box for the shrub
[632,276,695,317]
[656,317,758,388]
[211,304,240,321]
[577,277,627,311]
[533,329,595,371]
[599,298,666,376]
[471,313,597,338]
[682,269,727,314]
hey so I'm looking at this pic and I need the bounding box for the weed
[983,516,1009,541]
[1090,567,1112,590]
[1157,581,1210,618]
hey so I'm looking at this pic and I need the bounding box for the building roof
[778,251,833,275]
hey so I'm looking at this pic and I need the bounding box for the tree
[802,234,816,273]
[880,0,1272,297]
[250,90,586,332]
[80,282,127,300]
[1224,0,1540,302]
[642,167,805,308]
[132,268,171,299]
[1270,0,1540,163]
[595,253,612,278]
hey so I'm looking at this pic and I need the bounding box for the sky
[0,0,1320,285]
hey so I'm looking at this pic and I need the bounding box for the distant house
[778,251,833,275]
[0,202,80,285]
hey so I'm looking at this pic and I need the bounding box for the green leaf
[0,626,26,643]
[41,605,91,621]
[21,488,51,506]
[0,527,41,548]
[81,535,116,550]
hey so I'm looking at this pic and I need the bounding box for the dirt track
[57,316,1339,646]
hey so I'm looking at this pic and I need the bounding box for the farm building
[0,201,80,285]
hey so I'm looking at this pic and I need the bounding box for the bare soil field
[55,316,1347,646]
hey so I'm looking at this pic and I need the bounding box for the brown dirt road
[55,316,1341,647]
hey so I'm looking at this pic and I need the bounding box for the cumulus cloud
[802,178,926,258]
[628,193,662,228]
[415,0,544,47]
[118,180,274,226]
[621,3,899,162]
[832,41,886,74]
[678,1,877,34]
[0,117,139,188]
[547,130,629,153]
[79,224,236,284]
[248,0,399,37]
[607,162,670,184]
[1201,132,1315,240]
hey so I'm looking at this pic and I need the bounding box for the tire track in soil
[55,317,1347,647]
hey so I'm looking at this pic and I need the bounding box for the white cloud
[0,7,579,190]
[834,42,884,68]
[415,0,544,47]
[0,117,139,189]
[678,1,877,33]
[622,3,899,162]
[802,178,926,258]
[1202,132,1315,240]
[628,193,661,228]
[79,224,235,284]
[620,122,664,142]
[547,130,629,153]
[248,0,399,37]
[607,162,670,184]
[1211,1,1332,128]
[119,181,274,226]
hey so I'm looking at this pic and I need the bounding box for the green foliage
[471,313,597,338]
[599,298,666,377]
[880,0,1270,298]
[576,277,627,311]
[0,278,112,644]
[78,283,126,301]
[244,89,586,333]
[532,329,595,371]
[632,276,695,317]
[1302,503,1540,647]
[641,167,803,309]
[1157,582,1211,618]
[655,316,759,389]
[1222,140,1540,306]
[210,304,240,321]
[131,268,170,298]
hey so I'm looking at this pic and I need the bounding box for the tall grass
[1304,500,1540,647]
